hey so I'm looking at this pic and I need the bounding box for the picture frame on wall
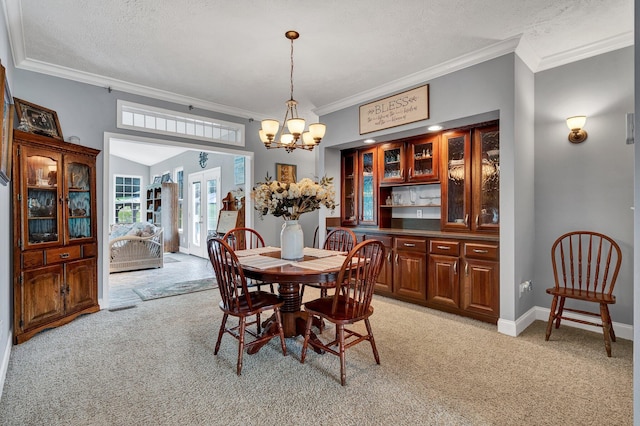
[0,63,14,186]
[14,97,64,140]
[276,163,297,184]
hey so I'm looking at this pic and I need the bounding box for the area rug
[133,278,216,301]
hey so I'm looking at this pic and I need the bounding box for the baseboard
[0,333,12,403]
[498,305,633,341]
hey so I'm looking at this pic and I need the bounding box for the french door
[187,168,221,258]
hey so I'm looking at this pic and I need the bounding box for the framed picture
[276,163,297,184]
[234,156,245,185]
[0,63,14,186]
[14,97,64,140]
[153,176,162,184]
[359,84,429,134]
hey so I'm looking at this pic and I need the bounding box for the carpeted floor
[0,287,632,425]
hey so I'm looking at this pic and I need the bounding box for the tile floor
[108,252,214,309]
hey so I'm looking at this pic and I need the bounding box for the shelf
[381,204,441,208]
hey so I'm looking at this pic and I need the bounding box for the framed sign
[276,163,296,183]
[234,156,245,185]
[0,63,13,185]
[14,98,64,140]
[359,84,429,134]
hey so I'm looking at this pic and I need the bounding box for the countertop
[337,227,500,242]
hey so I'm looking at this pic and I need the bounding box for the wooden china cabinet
[440,124,499,233]
[11,130,100,344]
[340,147,378,226]
[378,134,439,185]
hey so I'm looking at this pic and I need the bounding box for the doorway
[188,167,221,258]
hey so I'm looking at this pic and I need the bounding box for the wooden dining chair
[545,231,622,357]
[301,227,357,300]
[222,227,274,293]
[301,239,385,386]
[207,237,287,375]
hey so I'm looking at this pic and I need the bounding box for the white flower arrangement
[252,175,336,220]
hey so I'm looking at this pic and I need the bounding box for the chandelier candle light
[253,175,336,260]
[259,31,326,153]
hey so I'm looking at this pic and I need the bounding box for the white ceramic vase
[280,219,304,260]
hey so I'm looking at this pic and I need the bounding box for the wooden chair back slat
[551,231,621,296]
[332,239,385,318]
[222,227,265,251]
[207,237,252,311]
[323,228,357,252]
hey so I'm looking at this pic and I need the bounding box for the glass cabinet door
[473,125,500,231]
[65,155,94,241]
[340,151,358,226]
[379,142,405,184]
[359,147,377,225]
[441,130,471,230]
[407,135,439,182]
[23,148,62,248]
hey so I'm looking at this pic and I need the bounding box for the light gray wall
[634,4,639,421]
[0,2,15,391]
[534,47,634,325]
[513,56,536,317]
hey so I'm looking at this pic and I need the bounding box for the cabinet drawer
[365,234,392,247]
[395,237,427,252]
[464,242,499,260]
[45,245,81,264]
[429,240,460,256]
[22,251,44,268]
[82,243,97,258]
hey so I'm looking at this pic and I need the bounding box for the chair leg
[214,313,228,354]
[300,285,305,299]
[274,308,287,356]
[320,288,327,298]
[599,303,613,357]
[555,297,566,329]
[545,296,558,341]
[365,318,380,364]
[300,314,314,363]
[237,317,246,375]
[256,313,261,335]
[338,325,347,386]
[604,305,616,342]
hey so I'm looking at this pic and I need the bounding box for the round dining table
[239,250,343,354]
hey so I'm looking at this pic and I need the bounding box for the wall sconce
[566,115,587,143]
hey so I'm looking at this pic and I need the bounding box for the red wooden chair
[222,227,274,293]
[301,227,357,299]
[207,237,287,375]
[301,239,385,385]
[545,231,622,357]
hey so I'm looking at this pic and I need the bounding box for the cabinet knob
[465,262,469,276]
[59,253,70,259]
[408,167,412,178]
[436,245,450,250]
[473,249,489,254]
[403,243,416,247]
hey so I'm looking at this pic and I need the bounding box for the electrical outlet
[519,280,533,298]
[417,209,423,218]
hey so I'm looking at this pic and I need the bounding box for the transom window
[117,100,245,147]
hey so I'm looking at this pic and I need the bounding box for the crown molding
[535,31,634,72]
[314,35,522,117]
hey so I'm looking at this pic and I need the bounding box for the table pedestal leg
[247,282,324,355]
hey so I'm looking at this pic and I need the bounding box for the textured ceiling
[3,0,634,122]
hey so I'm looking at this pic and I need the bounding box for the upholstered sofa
[109,222,164,273]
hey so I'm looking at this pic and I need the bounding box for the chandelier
[259,31,326,152]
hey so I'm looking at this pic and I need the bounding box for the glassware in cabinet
[407,135,439,182]
[379,142,405,184]
[24,151,62,247]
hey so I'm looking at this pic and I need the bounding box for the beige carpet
[0,288,632,425]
